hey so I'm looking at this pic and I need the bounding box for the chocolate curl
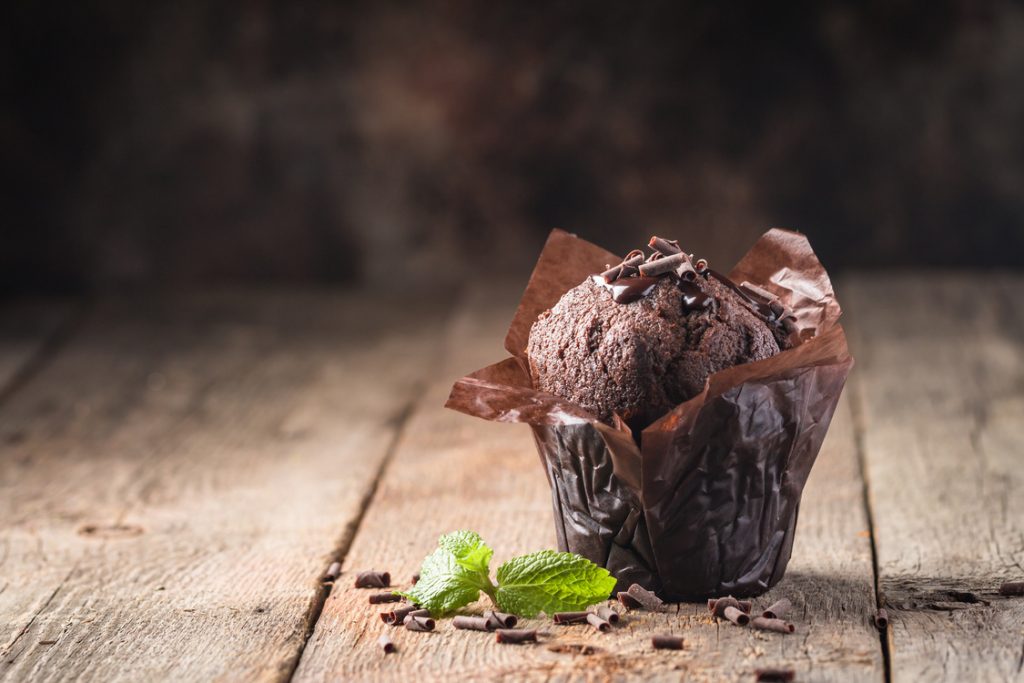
[378,634,396,654]
[723,606,749,626]
[755,669,795,682]
[638,251,690,277]
[586,613,611,632]
[739,281,777,305]
[495,629,537,644]
[648,236,682,255]
[762,598,791,620]
[695,258,709,273]
[323,562,341,583]
[751,617,795,634]
[709,598,753,614]
[617,592,642,609]
[651,634,684,650]
[453,616,493,632]
[595,606,620,624]
[368,592,401,605]
[354,570,390,589]
[484,610,518,629]
[406,609,430,618]
[383,604,420,626]
[600,251,645,283]
[874,608,889,629]
[626,583,664,612]
[999,581,1024,596]
[553,611,590,624]
[403,615,435,632]
[710,596,741,618]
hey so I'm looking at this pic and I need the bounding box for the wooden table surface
[1,276,1022,682]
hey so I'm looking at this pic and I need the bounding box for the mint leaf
[494,550,616,617]
[439,530,493,576]
[397,531,495,616]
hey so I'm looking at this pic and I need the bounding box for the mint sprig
[398,531,616,618]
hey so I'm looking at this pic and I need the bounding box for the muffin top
[526,242,790,431]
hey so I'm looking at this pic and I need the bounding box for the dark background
[3,1,1023,295]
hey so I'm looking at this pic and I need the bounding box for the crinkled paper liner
[446,229,854,600]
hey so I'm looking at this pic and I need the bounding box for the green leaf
[494,550,617,617]
[397,531,495,616]
[439,530,493,576]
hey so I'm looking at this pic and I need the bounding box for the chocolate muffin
[527,243,788,431]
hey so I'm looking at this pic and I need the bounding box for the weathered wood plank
[0,290,449,682]
[294,289,883,682]
[0,300,74,399]
[847,274,1024,683]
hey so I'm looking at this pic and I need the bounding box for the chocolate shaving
[553,611,590,625]
[599,264,624,284]
[403,615,435,632]
[368,592,401,605]
[617,592,642,609]
[600,251,646,283]
[762,598,791,620]
[411,573,420,585]
[406,608,430,618]
[495,629,537,644]
[999,581,1024,596]
[651,634,684,650]
[484,610,518,629]
[378,634,396,654]
[755,669,795,682]
[695,258,709,273]
[648,236,682,255]
[547,643,602,655]
[586,612,611,632]
[751,617,795,634]
[354,570,390,589]
[874,608,889,629]
[626,583,664,612]
[453,616,493,632]
[709,598,753,614]
[638,251,690,277]
[383,604,420,626]
[723,605,749,626]
[323,562,341,583]
[595,606,620,624]
[710,596,741,618]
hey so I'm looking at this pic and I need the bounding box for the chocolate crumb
[755,669,795,682]
[874,608,889,629]
[411,573,420,585]
[323,562,341,582]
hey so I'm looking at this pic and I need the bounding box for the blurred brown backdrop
[3,1,1023,295]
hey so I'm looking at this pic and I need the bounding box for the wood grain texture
[294,289,883,682]
[0,300,74,398]
[847,274,1024,683]
[0,290,448,682]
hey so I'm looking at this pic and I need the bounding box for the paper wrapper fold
[446,229,854,600]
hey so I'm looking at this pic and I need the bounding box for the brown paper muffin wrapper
[446,229,853,600]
